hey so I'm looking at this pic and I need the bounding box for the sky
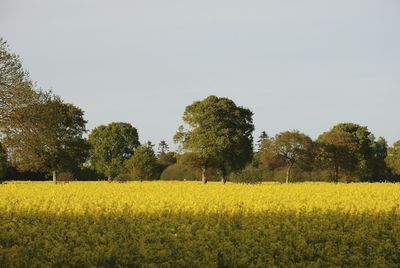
[1,0,399,147]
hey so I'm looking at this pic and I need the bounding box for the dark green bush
[160,164,220,181]
[160,164,200,181]
[230,166,274,184]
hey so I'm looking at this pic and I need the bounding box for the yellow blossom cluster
[1,182,399,267]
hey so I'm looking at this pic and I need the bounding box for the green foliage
[174,95,254,183]
[259,130,313,183]
[258,137,286,169]
[160,162,220,181]
[0,38,38,125]
[330,123,375,180]
[371,137,389,180]
[0,37,396,182]
[4,94,88,179]
[256,131,269,151]
[317,129,358,182]
[158,152,177,167]
[315,123,392,182]
[156,151,177,176]
[1,39,88,181]
[160,163,200,181]
[74,167,105,181]
[88,122,139,180]
[229,165,273,184]
[124,143,159,180]
[323,123,390,181]
[155,141,177,175]
[157,140,169,156]
[387,140,400,177]
[57,171,76,182]
[4,166,46,181]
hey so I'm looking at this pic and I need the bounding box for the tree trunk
[334,165,339,183]
[286,162,294,183]
[107,176,113,183]
[221,165,227,184]
[52,170,57,184]
[201,166,208,184]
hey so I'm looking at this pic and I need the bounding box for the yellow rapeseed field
[1,182,399,267]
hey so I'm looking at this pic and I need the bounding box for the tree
[155,140,176,175]
[0,38,39,126]
[125,143,158,180]
[372,137,389,180]
[88,122,139,181]
[386,140,400,177]
[258,135,286,170]
[317,129,358,182]
[330,123,377,180]
[157,140,169,156]
[328,123,390,181]
[177,152,211,183]
[158,152,177,167]
[257,131,269,151]
[4,94,88,183]
[174,96,254,184]
[1,39,88,183]
[268,131,313,183]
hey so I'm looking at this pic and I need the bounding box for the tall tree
[317,129,358,182]
[1,38,88,182]
[174,96,254,184]
[88,122,140,181]
[329,123,389,181]
[156,141,176,174]
[177,152,211,183]
[257,131,269,151]
[269,131,313,183]
[372,137,389,180]
[330,123,376,180]
[157,140,169,156]
[0,38,39,126]
[4,94,88,183]
[258,135,285,170]
[125,143,159,181]
[386,140,400,177]
[158,152,177,167]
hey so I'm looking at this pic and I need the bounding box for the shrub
[160,164,200,181]
[160,164,222,181]
[57,171,76,182]
[230,166,273,183]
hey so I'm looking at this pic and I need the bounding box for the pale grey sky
[1,0,399,146]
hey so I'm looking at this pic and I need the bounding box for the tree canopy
[0,38,38,126]
[317,129,358,182]
[329,123,390,181]
[4,94,88,182]
[0,38,89,182]
[88,122,140,180]
[262,131,313,183]
[387,140,400,177]
[174,96,254,183]
[125,143,159,181]
[157,140,169,156]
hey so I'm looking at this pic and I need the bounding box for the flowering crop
[1,182,399,267]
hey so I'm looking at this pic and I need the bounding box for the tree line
[1,38,399,183]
